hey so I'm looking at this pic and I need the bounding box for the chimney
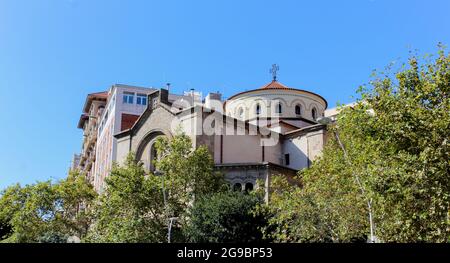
[159,88,169,105]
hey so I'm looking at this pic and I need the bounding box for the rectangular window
[285,154,290,166]
[136,94,147,105]
[123,92,134,104]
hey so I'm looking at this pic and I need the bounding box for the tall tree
[0,171,96,243]
[85,133,224,243]
[264,45,450,242]
[184,191,269,243]
[84,154,167,242]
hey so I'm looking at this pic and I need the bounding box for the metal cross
[270,64,279,81]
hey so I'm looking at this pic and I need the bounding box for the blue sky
[0,0,449,190]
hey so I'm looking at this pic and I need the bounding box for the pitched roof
[258,80,291,89]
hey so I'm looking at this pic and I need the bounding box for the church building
[113,69,329,202]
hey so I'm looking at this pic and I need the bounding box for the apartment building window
[123,92,134,104]
[136,94,147,105]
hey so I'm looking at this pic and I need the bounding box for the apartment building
[90,85,155,192]
[91,84,201,192]
[75,92,108,182]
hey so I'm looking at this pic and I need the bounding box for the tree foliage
[84,154,167,242]
[264,45,450,243]
[184,190,269,243]
[2,47,448,243]
[84,133,224,242]
[0,171,96,243]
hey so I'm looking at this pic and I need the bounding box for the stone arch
[269,97,289,116]
[232,100,248,119]
[249,99,268,116]
[244,182,254,192]
[289,98,307,111]
[135,129,170,162]
[233,182,243,191]
[306,101,321,111]
[307,102,323,120]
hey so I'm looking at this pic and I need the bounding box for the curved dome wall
[225,81,327,122]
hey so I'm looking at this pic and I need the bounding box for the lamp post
[317,117,376,243]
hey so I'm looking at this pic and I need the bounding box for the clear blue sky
[0,0,449,190]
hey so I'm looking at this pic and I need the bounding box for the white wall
[283,136,309,170]
[226,89,326,121]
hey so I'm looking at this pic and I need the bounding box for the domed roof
[226,80,328,108]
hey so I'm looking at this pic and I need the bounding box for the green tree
[84,154,167,242]
[360,46,450,242]
[153,134,225,241]
[0,220,12,240]
[184,190,269,243]
[85,133,224,243]
[0,171,96,243]
[264,45,450,242]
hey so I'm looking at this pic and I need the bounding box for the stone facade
[114,85,328,197]
[75,78,332,196]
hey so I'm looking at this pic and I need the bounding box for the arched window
[255,103,261,115]
[275,103,282,114]
[311,108,317,120]
[238,107,244,118]
[244,183,254,192]
[233,183,242,192]
[295,104,301,115]
[149,143,158,172]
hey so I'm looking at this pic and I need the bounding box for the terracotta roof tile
[258,80,290,90]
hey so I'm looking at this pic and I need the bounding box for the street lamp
[316,116,377,243]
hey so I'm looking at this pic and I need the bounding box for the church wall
[116,135,131,166]
[283,136,309,170]
[264,143,283,165]
[222,134,263,163]
[129,107,174,155]
[226,89,326,122]
[221,135,282,165]
[281,128,326,170]
[306,129,326,163]
[213,134,221,163]
[177,110,202,148]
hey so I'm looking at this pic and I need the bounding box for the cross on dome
[270,64,279,81]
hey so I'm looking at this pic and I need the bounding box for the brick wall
[121,113,140,131]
